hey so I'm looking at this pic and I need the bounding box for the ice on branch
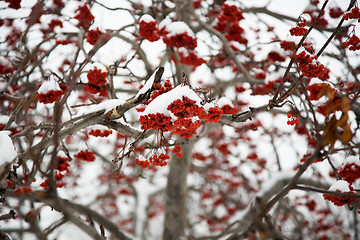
[0,131,17,165]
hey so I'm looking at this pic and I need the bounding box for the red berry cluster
[280,40,296,51]
[144,80,173,105]
[289,18,308,36]
[40,171,66,188]
[178,51,207,68]
[140,96,223,139]
[342,34,360,51]
[35,89,64,104]
[220,104,237,114]
[218,4,244,22]
[343,7,360,22]
[57,156,70,173]
[74,3,94,29]
[35,83,68,104]
[74,149,95,162]
[307,83,332,101]
[89,129,113,137]
[267,51,286,62]
[214,4,247,45]
[139,113,174,131]
[329,7,344,18]
[295,51,330,80]
[135,157,150,169]
[254,72,266,80]
[139,19,161,42]
[162,32,197,50]
[14,186,32,195]
[84,67,108,97]
[86,28,110,45]
[337,161,360,183]
[172,145,183,158]
[48,19,63,30]
[287,113,299,126]
[323,189,355,206]
[5,0,21,9]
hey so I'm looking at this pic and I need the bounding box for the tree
[0,0,360,239]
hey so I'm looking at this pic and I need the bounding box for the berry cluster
[178,51,207,68]
[343,6,360,22]
[5,0,21,9]
[337,161,360,183]
[35,81,68,104]
[307,83,332,101]
[74,3,94,29]
[289,18,308,36]
[84,67,108,97]
[139,17,161,42]
[323,190,355,206]
[172,145,183,158]
[214,3,247,45]
[329,7,344,18]
[162,32,197,50]
[267,51,286,62]
[143,80,173,105]
[287,113,299,126]
[342,34,360,51]
[14,186,32,195]
[295,51,330,80]
[280,40,296,51]
[140,96,223,139]
[35,89,64,104]
[86,28,110,45]
[74,149,95,162]
[89,128,113,137]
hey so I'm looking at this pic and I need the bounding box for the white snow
[139,14,155,23]
[37,78,61,94]
[75,99,126,116]
[142,85,202,116]
[0,115,10,124]
[342,156,360,166]
[0,131,17,164]
[163,21,195,37]
[217,97,234,108]
[328,180,351,192]
[136,71,157,98]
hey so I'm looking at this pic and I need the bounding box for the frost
[163,21,195,37]
[328,180,351,192]
[38,78,61,94]
[0,131,17,164]
[142,85,202,116]
[139,14,155,23]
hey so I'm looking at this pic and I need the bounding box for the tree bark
[163,142,193,240]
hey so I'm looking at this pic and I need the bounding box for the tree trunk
[163,142,193,240]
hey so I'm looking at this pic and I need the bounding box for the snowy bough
[0,0,360,240]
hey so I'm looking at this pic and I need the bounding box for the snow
[139,14,155,23]
[142,84,203,116]
[75,99,126,116]
[343,155,360,166]
[136,70,157,98]
[0,131,17,164]
[163,21,195,37]
[328,180,351,192]
[217,97,234,108]
[37,77,61,93]
[0,115,10,124]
